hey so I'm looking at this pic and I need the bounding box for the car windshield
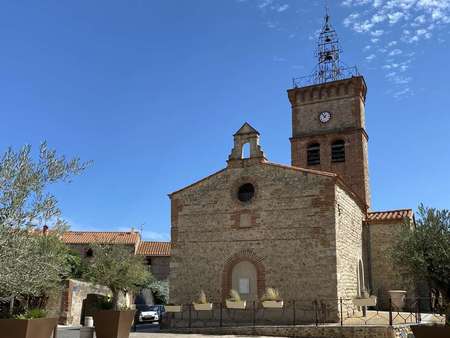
[142,305,159,311]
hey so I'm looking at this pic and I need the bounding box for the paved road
[57,323,160,338]
[57,326,282,338]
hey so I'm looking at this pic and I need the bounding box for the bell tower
[288,8,371,208]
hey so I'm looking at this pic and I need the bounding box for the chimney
[43,225,49,236]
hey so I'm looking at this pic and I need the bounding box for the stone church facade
[168,12,414,321]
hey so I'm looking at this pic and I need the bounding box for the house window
[238,183,255,202]
[307,143,320,165]
[331,140,345,162]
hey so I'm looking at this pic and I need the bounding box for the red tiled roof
[62,231,140,245]
[366,209,413,224]
[137,241,171,256]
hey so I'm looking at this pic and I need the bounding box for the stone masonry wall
[368,222,415,308]
[166,324,406,338]
[335,184,364,313]
[288,76,371,208]
[169,162,341,311]
[150,256,170,281]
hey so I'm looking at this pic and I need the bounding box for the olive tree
[391,204,450,325]
[85,244,153,310]
[0,143,88,313]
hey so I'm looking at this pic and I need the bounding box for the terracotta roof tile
[62,231,140,245]
[366,209,413,224]
[137,241,171,256]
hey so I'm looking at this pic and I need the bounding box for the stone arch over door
[222,249,265,301]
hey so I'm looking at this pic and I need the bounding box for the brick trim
[221,249,266,301]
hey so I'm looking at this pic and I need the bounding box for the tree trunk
[111,290,120,311]
[9,296,14,315]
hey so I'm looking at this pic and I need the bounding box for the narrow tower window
[307,143,321,165]
[331,140,345,162]
[242,143,250,159]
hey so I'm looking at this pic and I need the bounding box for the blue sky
[1,0,449,240]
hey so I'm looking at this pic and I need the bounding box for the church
[168,10,415,320]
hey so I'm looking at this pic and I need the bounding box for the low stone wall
[164,325,412,338]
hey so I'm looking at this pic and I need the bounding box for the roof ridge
[369,208,413,214]
[264,162,337,177]
[139,241,170,243]
[65,231,137,234]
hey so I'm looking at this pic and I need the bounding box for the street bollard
[84,316,94,327]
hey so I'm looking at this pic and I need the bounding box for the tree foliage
[148,280,169,304]
[0,143,89,313]
[0,228,70,298]
[84,244,153,310]
[0,143,88,229]
[392,204,450,324]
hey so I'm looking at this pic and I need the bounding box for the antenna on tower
[292,2,359,88]
[314,4,343,84]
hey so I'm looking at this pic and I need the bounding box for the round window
[237,183,255,202]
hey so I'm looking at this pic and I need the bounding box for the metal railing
[292,66,359,88]
[162,297,446,329]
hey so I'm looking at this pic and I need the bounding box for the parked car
[135,304,165,323]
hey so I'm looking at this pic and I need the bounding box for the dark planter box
[0,318,57,338]
[94,310,135,338]
[412,324,450,338]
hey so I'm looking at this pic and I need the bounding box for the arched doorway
[222,250,265,301]
[231,261,257,301]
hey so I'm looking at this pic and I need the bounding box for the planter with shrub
[85,244,152,338]
[261,288,283,309]
[193,291,213,311]
[164,304,182,313]
[0,309,58,338]
[225,289,246,309]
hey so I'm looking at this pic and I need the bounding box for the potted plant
[193,290,213,311]
[261,288,284,309]
[85,244,153,338]
[226,289,247,309]
[165,304,182,313]
[388,290,407,310]
[391,205,450,338]
[0,309,58,338]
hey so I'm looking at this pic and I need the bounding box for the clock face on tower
[319,111,332,124]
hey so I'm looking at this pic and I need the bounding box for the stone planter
[388,290,407,310]
[165,305,182,313]
[0,317,58,338]
[412,324,450,338]
[262,300,284,309]
[226,300,247,309]
[93,310,135,338]
[193,303,213,311]
[352,296,377,307]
